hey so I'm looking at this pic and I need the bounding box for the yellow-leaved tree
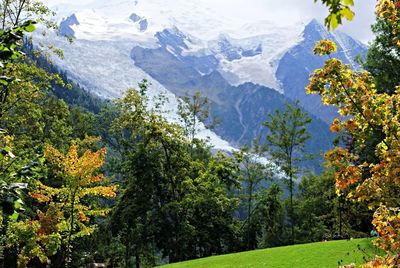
[7,140,117,267]
[307,39,400,267]
[307,0,400,266]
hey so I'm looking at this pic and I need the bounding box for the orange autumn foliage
[307,2,400,263]
[24,141,117,266]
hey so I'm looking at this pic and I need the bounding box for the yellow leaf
[341,7,355,21]
[343,0,354,6]
[328,15,339,30]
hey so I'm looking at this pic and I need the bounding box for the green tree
[110,87,240,266]
[258,183,284,248]
[296,171,337,241]
[178,91,210,143]
[0,6,59,266]
[294,170,370,242]
[234,142,272,250]
[0,0,56,29]
[177,91,220,157]
[263,101,311,244]
[362,18,400,94]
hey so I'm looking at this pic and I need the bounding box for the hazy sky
[197,0,377,43]
[44,0,377,43]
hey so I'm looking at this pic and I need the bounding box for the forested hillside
[0,0,400,267]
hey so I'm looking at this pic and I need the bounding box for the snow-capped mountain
[38,0,367,169]
[277,19,367,124]
[52,0,304,91]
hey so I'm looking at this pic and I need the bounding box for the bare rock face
[59,14,80,38]
[129,13,148,32]
[129,13,141,22]
[276,19,367,124]
[138,18,148,32]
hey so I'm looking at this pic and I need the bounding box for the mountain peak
[305,19,325,31]
[302,18,332,41]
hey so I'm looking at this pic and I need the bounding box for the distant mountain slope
[277,19,367,124]
[36,1,367,171]
[131,28,335,171]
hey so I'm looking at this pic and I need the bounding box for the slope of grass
[160,238,381,268]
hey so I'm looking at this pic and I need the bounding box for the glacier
[37,0,366,165]
[37,0,308,152]
[45,0,305,91]
[34,30,233,151]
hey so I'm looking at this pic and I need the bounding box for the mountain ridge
[35,1,367,170]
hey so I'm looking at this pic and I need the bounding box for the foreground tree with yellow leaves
[7,140,117,267]
[307,35,400,268]
[308,0,400,266]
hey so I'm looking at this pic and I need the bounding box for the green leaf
[24,23,36,33]
[3,146,15,158]
[0,75,16,84]
[13,199,23,209]
[0,78,9,86]
[9,211,18,221]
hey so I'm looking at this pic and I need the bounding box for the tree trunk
[247,180,253,250]
[289,173,294,245]
[66,188,78,268]
[339,195,343,237]
[135,254,140,268]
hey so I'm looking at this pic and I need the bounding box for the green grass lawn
[160,238,381,268]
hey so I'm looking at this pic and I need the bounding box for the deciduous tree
[8,141,117,267]
[263,101,311,244]
[307,37,400,266]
